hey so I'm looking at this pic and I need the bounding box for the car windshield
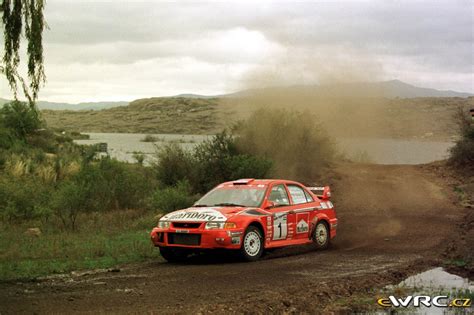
[194,186,266,208]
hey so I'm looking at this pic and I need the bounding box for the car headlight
[205,222,237,229]
[158,221,170,229]
[205,222,225,230]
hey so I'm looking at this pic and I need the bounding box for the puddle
[399,267,474,292]
[381,267,473,314]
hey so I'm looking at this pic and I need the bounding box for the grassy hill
[42,97,225,134]
[42,93,474,140]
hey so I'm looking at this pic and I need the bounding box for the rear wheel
[312,221,330,250]
[159,247,189,263]
[240,226,264,261]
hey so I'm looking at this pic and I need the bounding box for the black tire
[159,247,189,263]
[312,221,330,250]
[239,226,264,261]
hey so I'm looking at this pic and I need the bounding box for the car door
[286,184,316,240]
[266,183,296,241]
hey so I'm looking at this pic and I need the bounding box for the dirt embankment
[0,163,470,314]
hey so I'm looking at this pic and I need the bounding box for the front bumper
[150,225,244,249]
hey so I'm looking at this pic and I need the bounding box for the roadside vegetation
[449,107,474,168]
[0,101,162,280]
[0,101,335,281]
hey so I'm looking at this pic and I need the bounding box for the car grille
[172,222,202,229]
[167,233,201,246]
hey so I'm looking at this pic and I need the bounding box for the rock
[24,228,41,237]
[93,282,107,285]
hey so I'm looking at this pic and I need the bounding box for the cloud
[0,0,472,102]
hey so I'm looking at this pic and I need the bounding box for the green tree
[0,100,42,139]
[1,0,46,103]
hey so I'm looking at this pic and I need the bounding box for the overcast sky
[1,0,472,103]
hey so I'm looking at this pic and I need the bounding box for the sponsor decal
[296,213,310,234]
[161,208,227,222]
[377,296,471,308]
[296,219,309,233]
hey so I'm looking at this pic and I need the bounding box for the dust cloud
[219,46,462,164]
[238,48,385,90]
[220,48,394,153]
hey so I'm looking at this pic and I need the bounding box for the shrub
[449,140,474,166]
[141,134,159,142]
[0,176,53,222]
[234,108,336,182]
[132,151,145,165]
[153,131,273,193]
[51,180,90,230]
[0,125,15,149]
[193,131,272,192]
[154,143,195,187]
[0,101,43,140]
[449,107,474,167]
[26,129,62,153]
[96,158,153,210]
[150,181,196,213]
[226,154,273,180]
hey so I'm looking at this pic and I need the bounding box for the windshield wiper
[193,204,210,207]
[212,203,246,207]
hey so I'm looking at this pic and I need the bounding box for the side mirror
[322,186,331,200]
[265,201,276,209]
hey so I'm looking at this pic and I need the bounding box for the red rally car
[150,178,338,262]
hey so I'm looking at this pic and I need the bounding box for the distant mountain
[0,80,471,112]
[370,80,473,98]
[0,98,128,110]
[170,93,217,99]
[225,80,473,99]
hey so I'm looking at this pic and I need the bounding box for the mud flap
[309,217,318,239]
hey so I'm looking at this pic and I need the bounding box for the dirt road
[0,164,467,314]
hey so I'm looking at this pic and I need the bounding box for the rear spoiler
[307,186,331,200]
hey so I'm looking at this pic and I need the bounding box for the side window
[304,189,314,202]
[288,185,309,205]
[268,184,290,206]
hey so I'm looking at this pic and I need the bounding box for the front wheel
[312,221,330,250]
[239,226,264,261]
[159,247,189,263]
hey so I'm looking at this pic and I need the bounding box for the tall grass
[0,210,159,281]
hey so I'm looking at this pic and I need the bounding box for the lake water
[75,133,210,165]
[74,133,454,165]
[382,267,473,315]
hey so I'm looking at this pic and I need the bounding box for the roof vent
[233,178,255,185]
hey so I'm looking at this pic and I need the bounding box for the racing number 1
[273,213,288,240]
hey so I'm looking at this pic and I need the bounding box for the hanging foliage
[1,0,46,104]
